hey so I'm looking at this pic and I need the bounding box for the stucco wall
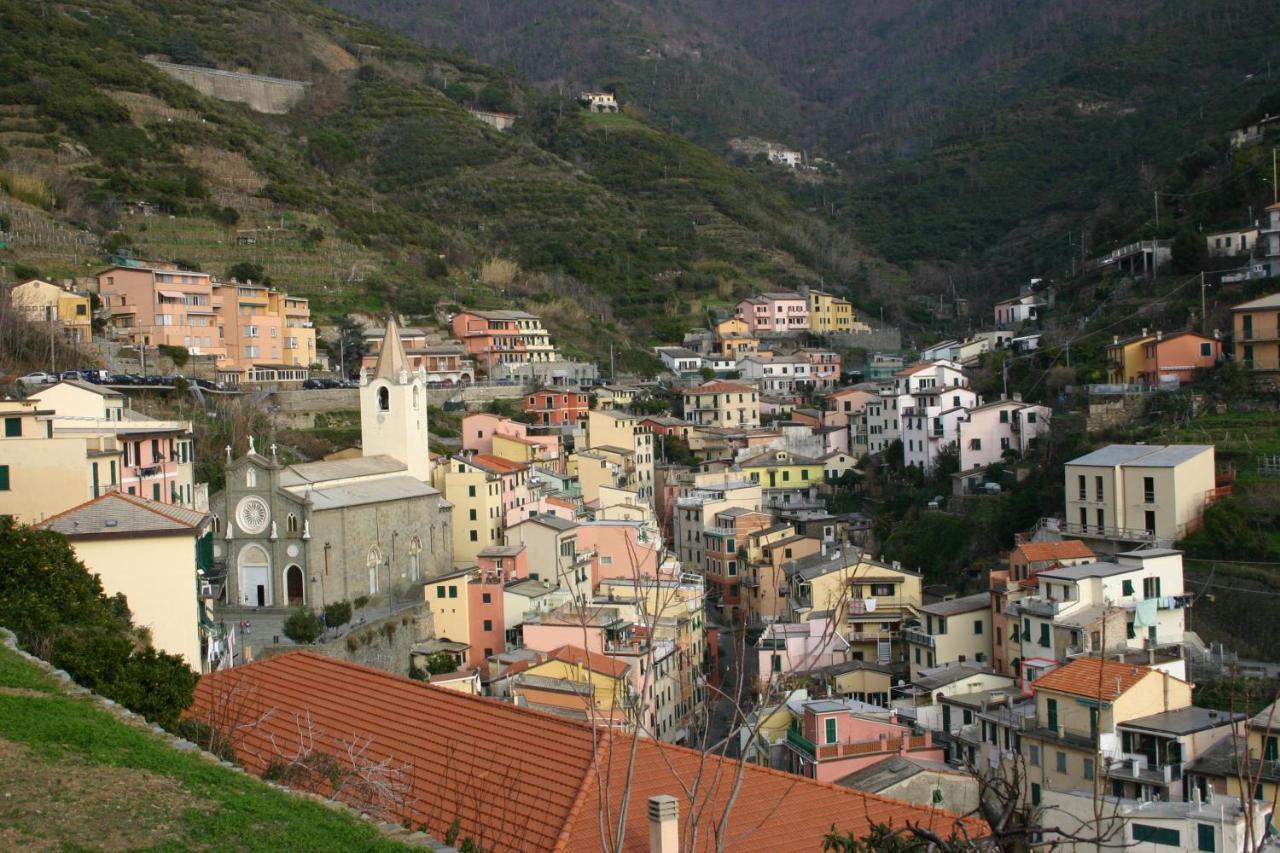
[145,60,309,114]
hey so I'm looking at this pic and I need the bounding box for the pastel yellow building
[682,381,760,429]
[273,292,317,368]
[38,492,210,667]
[739,449,824,492]
[0,399,124,523]
[807,289,856,335]
[585,410,654,504]
[513,645,634,728]
[9,278,92,343]
[904,592,993,679]
[1106,331,1155,384]
[1021,658,1192,800]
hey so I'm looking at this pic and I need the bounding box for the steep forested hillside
[335,0,1280,295]
[0,0,881,367]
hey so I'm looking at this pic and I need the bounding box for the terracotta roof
[1013,540,1096,563]
[545,645,630,679]
[1032,658,1156,700]
[189,653,982,852]
[685,380,754,394]
[467,453,529,474]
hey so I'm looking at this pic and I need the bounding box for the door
[285,565,304,606]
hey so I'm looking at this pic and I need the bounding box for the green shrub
[353,595,370,610]
[157,344,189,368]
[282,608,323,644]
[323,600,352,629]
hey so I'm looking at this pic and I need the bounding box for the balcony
[1019,597,1065,618]
[902,627,934,648]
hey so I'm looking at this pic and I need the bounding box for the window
[1095,475,1104,501]
[1047,699,1058,731]
[825,717,837,744]
[469,530,478,542]
[1122,579,1134,596]
[1200,342,1212,357]
[1084,758,1094,780]
[3,417,19,437]
[1145,510,1156,533]
[974,619,983,635]
[1031,783,1041,806]
[871,583,894,596]
[1039,622,1050,647]
[377,387,389,411]
[1096,508,1105,531]
[1197,823,1215,852]
[1127,621,1136,639]
[1131,825,1180,846]
[1077,474,1086,500]
[996,626,1002,646]
[482,619,492,631]
[469,509,477,521]
[771,654,782,673]
[1264,735,1278,761]
[482,593,492,604]
[1029,744,1040,766]
[1143,576,1162,599]
[468,485,477,498]
[1056,751,1066,773]
[969,438,981,450]
[436,586,446,599]
[1143,476,1155,504]
[447,586,458,599]
[999,410,1009,423]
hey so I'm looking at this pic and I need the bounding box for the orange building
[524,389,589,426]
[1136,331,1222,385]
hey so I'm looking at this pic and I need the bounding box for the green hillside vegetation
[0,0,882,369]
[0,642,410,850]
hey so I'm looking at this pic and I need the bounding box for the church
[209,321,453,611]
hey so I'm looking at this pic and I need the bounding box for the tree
[476,83,513,113]
[411,652,459,678]
[307,129,358,174]
[283,608,324,644]
[1171,228,1207,273]
[324,600,353,630]
[226,261,270,285]
[331,315,367,379]
[0,518,198,728]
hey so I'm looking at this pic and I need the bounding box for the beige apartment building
[904,592,993,680]
[682,380,760,429]
[1063,444,1218,551]
[584,410,654,504]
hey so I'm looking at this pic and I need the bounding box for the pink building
[800,349,842,389]
[786,701,943,782]
[467,566,510,661]
[756,617,850,681]
[451,309,556,374]
[578,520,663,588]
[1138,331,1222,385]
[464,453,531,516]
[957,398,1051,472]
[504,492,576,528]
[735,292,810,334]
[119,423,196,505]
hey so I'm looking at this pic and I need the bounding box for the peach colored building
[1136,331,1222,385]
[703,507,774,620]
[576,520,662,588]
[451,309,557,374]
[98,265,223,357]
[525,389,589,427]
[784,700,943,783]
[800,349,842,389]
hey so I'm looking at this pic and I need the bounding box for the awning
[158,290,187,299]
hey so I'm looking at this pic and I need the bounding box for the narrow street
[703,620,759,755]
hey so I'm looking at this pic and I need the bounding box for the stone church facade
[209,321,453,611]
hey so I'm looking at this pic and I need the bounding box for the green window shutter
[3,417,20,437]
[1265,736,1278,761]
[152,483,160,500]
[0,465,9,491]
[92,463,99,497]
[1031,783,1041,806]
[1122,579,1134,596]
[1197,823,1215,852]
[1126,621,1136,640]
[1039,623,1050,646]
[1132,824,1180,846]
[942,705,951,731]
[825,717,837,744]
[1047,699,1058,731]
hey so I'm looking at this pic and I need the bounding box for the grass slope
[0,642,408,850]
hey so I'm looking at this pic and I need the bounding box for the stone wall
[145,60,309,114]
[255,602,433,677]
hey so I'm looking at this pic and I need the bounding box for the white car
[17,371,55,386]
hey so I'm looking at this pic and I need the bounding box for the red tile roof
[686,381,754,394]
[546,645,631,679]
[1013,540,1096,564]
[1032,658,1159,700]
[189,652,982,852]
[467,453,529,474]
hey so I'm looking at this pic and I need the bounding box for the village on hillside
[4,229,1280,851]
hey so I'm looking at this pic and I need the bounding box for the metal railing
[902,628,935,648]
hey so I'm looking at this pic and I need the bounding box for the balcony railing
[1019,597,1065,618]
[1061,521,1161,544]
[902,628,935,648]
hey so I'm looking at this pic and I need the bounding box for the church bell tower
[360,317,431,482]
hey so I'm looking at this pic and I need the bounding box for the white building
[957,397,1051,472]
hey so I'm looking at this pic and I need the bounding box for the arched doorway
[238,545,271,607]
[285,565,304,606]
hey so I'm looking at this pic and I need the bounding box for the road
[703,621,759,755]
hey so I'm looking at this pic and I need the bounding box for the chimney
[1113,335,1119,345]
[1213,329,1221,340]
[648,795,679,853]
[1155,330,1163,341]
[1142,327,1148,337]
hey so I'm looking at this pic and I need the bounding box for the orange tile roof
[189,652,982,852]
[547,645,631,679]
[468,453,529,474]
[1032,658,1158,700]
[1013,540,1096,564]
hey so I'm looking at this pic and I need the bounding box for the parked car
[60,370,84,381]
[193,378,220,390]
[108,373,134,385]
[18,371,56,386]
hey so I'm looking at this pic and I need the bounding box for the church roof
[295,474,439,510]
[372,316,410,380]
[278,454,406,487]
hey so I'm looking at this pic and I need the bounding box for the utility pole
[1273,149,1278,205]
[1154,192,1160,231]
[1200,271,1208,334]
[1001,357,1009,399]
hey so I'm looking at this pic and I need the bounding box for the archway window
[286,513,299,534]
[238,544,272,607]
[211,514,221,533]
[245,468,257,488]
[412,385,420,410]
[367,545,384,594]
[409,535,422,581]
[378,387,389,412]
